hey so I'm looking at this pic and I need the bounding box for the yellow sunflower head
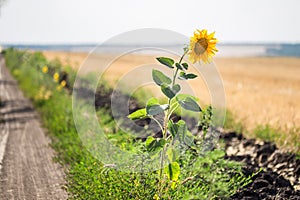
[60,80,67,87]
[42,66,48,73]
[189,29,218,64]
[53,72,59,82]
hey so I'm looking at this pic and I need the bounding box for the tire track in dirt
[0,55,9,174]
[0,55,68,199]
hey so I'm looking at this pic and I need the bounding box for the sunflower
[42,66,48,73]
[53,72,59,82]
[189,29,218,64]
[60,80,67,87]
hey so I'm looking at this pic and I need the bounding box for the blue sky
[0,0,299,44]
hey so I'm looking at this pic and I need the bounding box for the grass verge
[221,104,300,155]
[253,124,300,154]
[4,48,253,199]
[223,109,244,133]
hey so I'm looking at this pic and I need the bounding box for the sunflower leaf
[147,104,163,116]
[167,147,180,162]
[146,98,169,115]
[168,120,178,137]
[176,94,201,112]
[161,84,175,99]
[182,63,188,70]
[128,108,148,120]
[175,63,183,70]
[178,72,197,80]
[146,97,159,107]
[175,120,195,146]
[145,137,166,153]
[185,73,198,79]
[156,57,174,68]
[172,84,181,94]
[164,162,180,183]
[152,69,172,86]
[178,72,187,80]
[161,84,181,99]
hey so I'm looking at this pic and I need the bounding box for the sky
[0,0,299,44]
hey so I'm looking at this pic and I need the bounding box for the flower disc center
[194,38,208,55]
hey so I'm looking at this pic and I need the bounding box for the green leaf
[167,147,180,162]
[161,84,181,99]
[146,97,159,107]
[168,120,178,137]
[178,71,186,80]
[127,108,147,120]
[175,63,183,70]
[161,84,175,99]
[176,120,187,142]
[184,130,195,146]
[147,105,162,116]
[146,98,168,116]
[156,57,174,68]
[145,136,155,147]
[175,120,194,146]
[152,69,172,86]
[178,72,197,80]
[176,94,201,112]
[176,94,199,101]
[164,162,180,182]
[147,105,168,116]
[185,73,197,79]
[172,84,181,94]
[145,136,166,153]
[182,63,188,70]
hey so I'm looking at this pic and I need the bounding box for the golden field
[43,51,300,134]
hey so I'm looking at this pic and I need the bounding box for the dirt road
[0,55,67,199]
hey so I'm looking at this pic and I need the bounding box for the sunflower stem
[172,49,188,87]
[158,49,188,198]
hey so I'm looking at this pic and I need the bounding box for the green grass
[4,48,253,199]
[253,124,281,142]
[223,108,300,154]
[253,124,300,153]
[223,109,244,133]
